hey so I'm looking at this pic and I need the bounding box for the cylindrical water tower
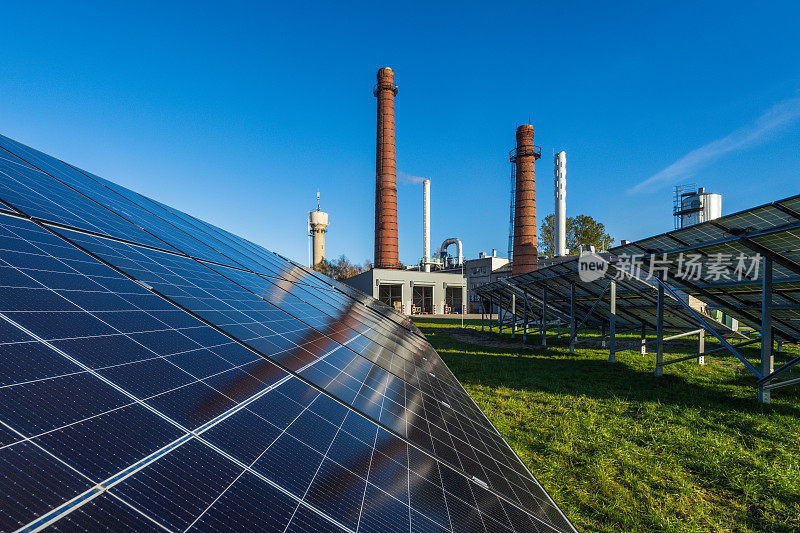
[309,193,329,267]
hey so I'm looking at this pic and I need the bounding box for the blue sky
[1,1,798,266]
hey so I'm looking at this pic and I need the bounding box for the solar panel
[0,134,575,532]
[611,194,800,341]
[477,256,733,334]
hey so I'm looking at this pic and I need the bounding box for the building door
[412,286,433,314]
[445,286,463,314]
[378,284,403,312]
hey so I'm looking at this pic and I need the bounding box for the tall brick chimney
[511,124,540,275]
[374,67,400,269]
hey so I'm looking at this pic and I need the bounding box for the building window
[412,286,433,314]
[445,287,463,314]
[378,284,402,312]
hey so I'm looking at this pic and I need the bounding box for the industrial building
[345,268,466,315]
[465,251,511,313]
[343,69,582,316]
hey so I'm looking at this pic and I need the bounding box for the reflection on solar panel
[0,134,576,532]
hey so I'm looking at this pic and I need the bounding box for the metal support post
[511,294,516,339]
[601,321,606,348]
[498,296,503,336]
[569,283,576,354]
[481,301,485,332]
[522,293,528,344]
[698,330,705,365]
[640,323,647,355]
[760,257,774,403]
[541,287,547,346]
[609,280,616,363]
[655,277,664,376]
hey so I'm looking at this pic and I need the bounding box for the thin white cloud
[397,171,428,185]
[628,96,800,194]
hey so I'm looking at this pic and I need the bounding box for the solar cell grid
[54,225,526,473]
[0,134,575,532]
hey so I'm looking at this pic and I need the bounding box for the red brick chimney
[374,67,400,269]
[511,124,540,275]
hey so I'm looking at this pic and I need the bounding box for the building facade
[343,268,466,315]
[464,255,511,313]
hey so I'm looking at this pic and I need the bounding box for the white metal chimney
[423,179,431,272]
[554,151,567,257]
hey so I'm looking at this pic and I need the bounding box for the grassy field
[412,318,800,533]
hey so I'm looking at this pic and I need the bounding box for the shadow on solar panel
[0,134,576,532]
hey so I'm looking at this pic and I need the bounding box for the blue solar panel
[0,134,575,532]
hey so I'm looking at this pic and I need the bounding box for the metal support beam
[569,283,576,353]
[698,330,705,365]
[655,277,664,376]
[660,337,761,366]
[609,280,616,362]
[569,283,610,347]
[760,257,774,403]
[763,376,800,391]
[655,276,761,377]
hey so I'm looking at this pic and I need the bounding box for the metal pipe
[439,238,463,266]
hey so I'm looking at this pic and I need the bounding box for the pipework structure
[374,67,400,269]
[554,151,567,257]
[308,192,329,267]
[510,124,541,275]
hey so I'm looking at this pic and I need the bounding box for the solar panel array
[0,134,575,532]
[611,194,800,341]
[477,257,732,334]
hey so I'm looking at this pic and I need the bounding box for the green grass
[412,317,800,533]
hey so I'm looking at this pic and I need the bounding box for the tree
[539,214,614,257]
[313,255,372,281]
